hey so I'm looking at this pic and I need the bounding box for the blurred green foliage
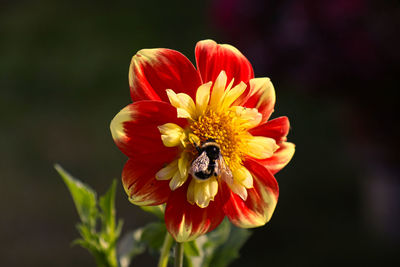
[56,164,251,267]
[0,1,215,266]
[56,165,122,267]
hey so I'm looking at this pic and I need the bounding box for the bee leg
[190,137,202,153]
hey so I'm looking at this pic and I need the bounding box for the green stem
[174,242,184,267]
[158,232,174,267]
[107,247,119,267]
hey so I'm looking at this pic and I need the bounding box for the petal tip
[110,106,132,142]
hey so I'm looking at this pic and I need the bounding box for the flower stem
[158,232,174,267]
[174,242,184,267]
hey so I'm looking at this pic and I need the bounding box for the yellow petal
[209,71,227,110]
[169,171,184,190]
[177,93,196,117]
[188,178,219,208]
[169,152,191,190]
[245,135,279,159]
[195,82,212,117]
[166,89,196,119]
[169,171,188,191]
[225,77,235,92]
[186,179,196,205]
[178,151,190,178]
[208,178,218,199]
[232,106,262,129]
[194,178,218,208]
[158,123,185,147]
[194,182,207,208]
[233,165,253,189]
[221,81,247,109]
[228,180,248,201]
[176,108,192,119]
[155,159,178,180]
[166,89,180,106]
[219,77,235,102]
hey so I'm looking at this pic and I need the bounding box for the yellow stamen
[190,109,246,168]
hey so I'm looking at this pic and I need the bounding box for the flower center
[190,109,245,168]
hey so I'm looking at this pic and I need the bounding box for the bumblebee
[189,138,233,181]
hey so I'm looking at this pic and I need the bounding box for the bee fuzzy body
[190,139,232,181]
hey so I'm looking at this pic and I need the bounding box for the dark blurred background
[1,0,399,266]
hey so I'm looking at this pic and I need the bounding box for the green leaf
[118,229,146,267]
[203,219,231,249]
[184,219,230,267]
[208,226,252,267]
[117,222,167,266]
[55,164,97,228]
[99,179,117,240]
[56,165,122,267]
[75,223,97,246]
[186,219,252,267]
[140,222,167,252]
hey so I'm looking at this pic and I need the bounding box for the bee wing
[216,155,233,184]
[190,151,209,174]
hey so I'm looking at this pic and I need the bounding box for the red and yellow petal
[110,101,187,162]
[165,181,228,242]
[249,116,290,142]
[254,142,295,175]
[122,159,170,206]
[223,159,279,228]
[237,78,276,123]
[195,39,254,86]
[129,48,202,102]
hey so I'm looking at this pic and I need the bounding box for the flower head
[110,40,295,242]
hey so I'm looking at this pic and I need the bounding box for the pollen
[190,109,245,168]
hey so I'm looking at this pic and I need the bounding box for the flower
[110,40,295,242]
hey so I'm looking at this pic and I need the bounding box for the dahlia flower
[110,39,294,242]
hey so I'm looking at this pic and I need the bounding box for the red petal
[129,48,202,102]
[195,39,254,86]
[223,159,279,228]
[122,159,170,206]
[252,142,295,175]
[249,116,290,142]
[111,101,187,162]
[165,180,227,242]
